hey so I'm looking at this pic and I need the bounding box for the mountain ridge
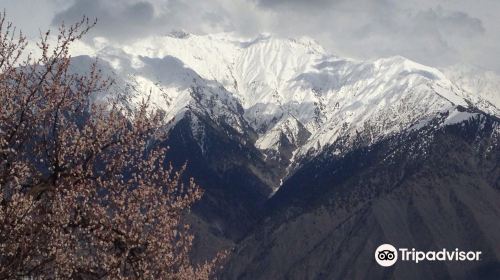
[64,33,498,181]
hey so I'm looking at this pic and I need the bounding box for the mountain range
[67,32,500,279]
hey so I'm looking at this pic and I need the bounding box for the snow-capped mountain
[57,32,500,279]
[71,32,499,186]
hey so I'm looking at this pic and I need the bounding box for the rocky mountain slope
[223,111,500,280]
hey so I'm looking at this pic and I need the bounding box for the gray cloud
[250,0,490,68]
[51,0,234,40]
[3,0,499,72]
[52,0,165,40]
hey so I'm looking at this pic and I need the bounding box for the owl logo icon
[375,244,398,267]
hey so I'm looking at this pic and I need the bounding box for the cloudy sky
[2,0,500,72]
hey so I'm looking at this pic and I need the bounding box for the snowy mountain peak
[66,33,499,170]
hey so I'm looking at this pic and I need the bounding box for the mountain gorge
[69,32,500,279]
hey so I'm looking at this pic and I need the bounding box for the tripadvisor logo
[375,244,398,267]
[375,244,482,267]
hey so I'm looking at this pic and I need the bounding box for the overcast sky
[2,0,500,72]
